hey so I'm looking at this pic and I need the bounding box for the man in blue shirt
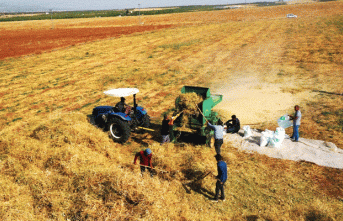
[289,105,302,142]
[213,154,227,202]
[207,119,224,155]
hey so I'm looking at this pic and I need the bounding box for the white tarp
[224,129,343,169]
[104,88,139,97]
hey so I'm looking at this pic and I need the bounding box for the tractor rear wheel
[108,118,131,143]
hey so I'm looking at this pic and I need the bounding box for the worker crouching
[225,115,240,134]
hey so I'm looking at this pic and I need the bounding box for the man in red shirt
[134,148,153,177]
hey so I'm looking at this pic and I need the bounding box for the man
[161,112,183,145]
[134,148,153,177]
[213,154,227,202]
[289,105,302,142]
[161,114,174,145]
[115,97,128,113]
[207,119,224,155]
[225,115,240,134]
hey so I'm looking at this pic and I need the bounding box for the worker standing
[289,105,302,142]
[213,154,227,202]
[161,114,175,145]
[134,148,154,177]
[207,119,224,155]
[161,112,183,145]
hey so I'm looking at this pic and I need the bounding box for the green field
[0,2,287,22]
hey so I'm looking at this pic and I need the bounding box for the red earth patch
[0,24,175,60]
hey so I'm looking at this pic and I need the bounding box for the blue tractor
[92,88,150,143]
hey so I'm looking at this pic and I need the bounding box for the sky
[0,0,276,12]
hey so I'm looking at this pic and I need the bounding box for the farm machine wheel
[141,115,151,128]
[108,118,131,143]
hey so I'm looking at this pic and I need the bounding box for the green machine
[172,86,223,146]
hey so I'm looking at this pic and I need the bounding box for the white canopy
[103,88,139,97]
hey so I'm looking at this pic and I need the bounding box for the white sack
[243,125,252,138]
[268,127,285,148]
[277,114,293,129]
[260,135,269,147]
[260,130,273,147]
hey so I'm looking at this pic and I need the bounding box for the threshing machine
[172,86,223,146]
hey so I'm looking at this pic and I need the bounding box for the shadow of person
[183,181,215,199]
[181,169,215,199]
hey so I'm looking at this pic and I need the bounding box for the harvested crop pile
[176,92,203,115]
[176,92,203,128]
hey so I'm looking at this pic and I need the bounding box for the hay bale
[176,92,203,115]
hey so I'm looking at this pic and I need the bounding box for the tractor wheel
[141,115,150,128]
[108,118,131,143]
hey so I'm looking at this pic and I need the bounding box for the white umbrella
[103,88,139,97]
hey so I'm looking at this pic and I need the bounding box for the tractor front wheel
[141,115,150,128]
[108,118,131,143]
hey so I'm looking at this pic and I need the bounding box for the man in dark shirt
[134,148,153,177]
[115,97,128,113]
[213,154,227,202]
[161,114,172,145]
[226,115,240,134]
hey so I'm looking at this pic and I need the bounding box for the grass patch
[11,117,22,122]
[159,40,200,50]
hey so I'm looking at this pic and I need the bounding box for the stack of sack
[243,125,252,138]
[260,127,286,148]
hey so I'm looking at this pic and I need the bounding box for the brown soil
[0,24,175,60]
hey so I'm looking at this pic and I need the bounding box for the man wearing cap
[225,115,240,134]
[207,119,224,155]
[213,154,227,202]
[134,148,154,177]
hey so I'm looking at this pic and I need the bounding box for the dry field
[1,1,343,220]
